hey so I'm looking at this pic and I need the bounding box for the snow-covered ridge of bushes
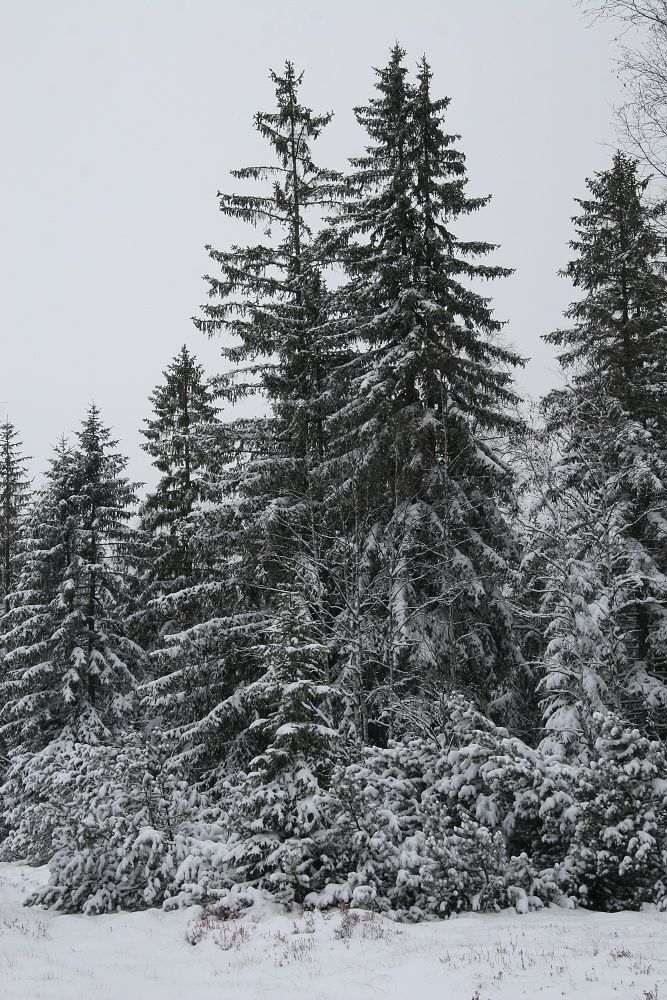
[4,696,665,918]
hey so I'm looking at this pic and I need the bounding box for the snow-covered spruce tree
[216,597,341,904]
[195,59,339,475]
[135,345,219,647]
[322,48,526,736]
[545,151,667,420]
[554,712,667,911]
[194,59,347,617]
[141,583,342,903]
[146,63,343,781]
[537,152,667,748]
[0,407,143,861]
[0,420,30,613]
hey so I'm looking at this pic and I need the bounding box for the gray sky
[0,0,622,487]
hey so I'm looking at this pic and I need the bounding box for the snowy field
[0,863,665,1000]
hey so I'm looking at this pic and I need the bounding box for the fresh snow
[1,863,665,999]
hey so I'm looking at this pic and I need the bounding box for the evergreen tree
[195,60,343,596]
[323,47,526,733]
[195,59,339,472]
[0,420,30,612]
[217,598,340,902]
[136,346,219,645]
[538,153,667,746]
[148,62,342,780]
[545,151,667,425]
[142,345,218,536]
[0,407,141,754]
[560,713,667,911]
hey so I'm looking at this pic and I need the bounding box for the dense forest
[1,43,666,919]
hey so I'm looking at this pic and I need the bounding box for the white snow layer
[0,862,665,999]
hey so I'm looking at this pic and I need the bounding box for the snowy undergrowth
[0,862,665,1000]
[6,699,667,919]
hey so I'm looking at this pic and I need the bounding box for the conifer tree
[323,47,526,733]
[142,346,217,536]
[195,59,338,473]
[538,153,667,747]
[0,420,30,612]
[137,351,242,772]
[149,63,342,779]
[0,407,141,754]
[195,61,343,595]
[136,346,218,645]
[532,399,636,754]
[562,713,667,910]
[545,151,667,423]
[217,598,340,900]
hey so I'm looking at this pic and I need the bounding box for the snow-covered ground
[0,863,665,1000]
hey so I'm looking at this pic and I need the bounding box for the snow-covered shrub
[1,743,69,866]
[531,755,579,874]
[423,696,544,858]
[503,852,558,911]
[315,695,667,916]
[550,714,667,910]
[322,737,434,915]
[219,750,334,906]
[8,695,666,919]
[2,738,198,914]
[315,694,555,917]
[419,817,508,915]
[173,693,530,918]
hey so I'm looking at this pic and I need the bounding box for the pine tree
[0,407,141,754]
[323,47,526,734]
[0,420,30,612]
[538,153,667,745]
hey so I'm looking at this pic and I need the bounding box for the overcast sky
[0,0,623,487]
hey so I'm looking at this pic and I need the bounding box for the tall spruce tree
[195,60,338,472]
[0,408,141,754]
[538,152,667,748]
[195,60,343,583]
[323,47,526,735]
[0,420,30,612]
[146,62,342,779]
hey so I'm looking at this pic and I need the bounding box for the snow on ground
[0,863,665,1000]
